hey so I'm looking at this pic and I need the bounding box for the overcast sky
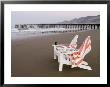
[11,11,99,27]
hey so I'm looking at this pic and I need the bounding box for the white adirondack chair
[52,35,92,71]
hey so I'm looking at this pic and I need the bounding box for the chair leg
[54,46,57,59]
[81,61,88,65]
[59,63,63,71]
[78,64,92,70]
[71,64,77,68]
[54,53,57,59]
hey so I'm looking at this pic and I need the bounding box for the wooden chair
[52,35,92,71]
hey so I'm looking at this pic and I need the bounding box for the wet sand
[11,30,100,77]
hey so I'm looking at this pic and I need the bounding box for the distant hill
[58,15,100,24]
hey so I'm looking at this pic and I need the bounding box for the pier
[14,24,100,32]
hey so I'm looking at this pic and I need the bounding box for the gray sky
[11,11,99,27]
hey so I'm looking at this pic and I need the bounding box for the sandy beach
[11,30,100,77]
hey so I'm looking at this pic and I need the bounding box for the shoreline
[11,29,96,40]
